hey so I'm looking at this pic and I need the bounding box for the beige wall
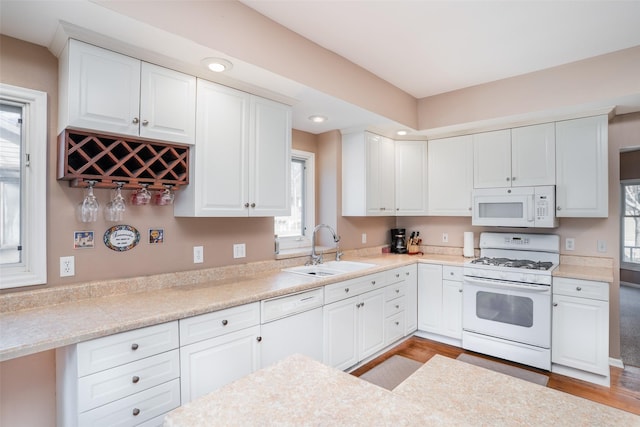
[418,45,640,130]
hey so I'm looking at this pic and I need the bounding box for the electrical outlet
[60,256,75,277]
[233,243,246,259]
[361,233,367,244]
[442,233,448,243]
[193,246,204,263]
[565,238,575,251]
[597,240,607,253]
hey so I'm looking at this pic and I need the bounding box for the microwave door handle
[528,195,535,223]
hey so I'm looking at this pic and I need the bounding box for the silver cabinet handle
[256,336,262,342]
[344,287,350,293]
[553,302,558,307]
[132,117,139,124]
[133,408,140,416]
[244,203,250,208]
[506,177,510,181]
[512,176,516,181]
[142,119,149,126]
[371,280,376,285]
[395,304,400,309]
[251,203,256,208]
[222,319,228,326]
[395,273,400,278]
[132,375,140,384]
[131,343,139,351]
[557,206,561,211]
[576,286,582,291]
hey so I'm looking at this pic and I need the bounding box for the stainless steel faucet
[310,224,341,265]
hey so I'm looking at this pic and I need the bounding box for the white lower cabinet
[417,264,463,343]
[56,321,180,427]
[323,273,388,370]
[552,277,610,384]
[179,303,261,404]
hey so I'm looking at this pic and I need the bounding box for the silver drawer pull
[131,343,139,351]
[395,289,400,293]
[133,408,140,416]
[344,287,350,293]
[576,287,582,291]
[553,303,558,307]
[395,304,400,309]
[395,321,400,326]
[300,296,315,301]
[132,376,140,384]
[371,280,376,285]
[256,336,262,342]
[395,273,400,278]
[222,319,229,326]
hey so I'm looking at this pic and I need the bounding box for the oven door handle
[463,277,550,293]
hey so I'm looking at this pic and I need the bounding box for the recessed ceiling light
[201,57,233,73]
[396,130,408,136]
[308,115,328,123]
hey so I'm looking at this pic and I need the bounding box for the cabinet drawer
[324,273,387,304]
[442,266,463,281]
[553,277,608,301]
[78,378,180,427]
[385,297,406,317]
[78,349,179,412]
[77,322,178,376]
[387,265,417,284]
[385,312,405,345]
[385,282,406,301]
[180,302,260,346]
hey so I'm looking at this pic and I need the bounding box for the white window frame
[277,149,315,250]
[621,179,640,272]
[0,83,47,289]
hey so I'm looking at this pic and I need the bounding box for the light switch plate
[597,240,607,253]
[442,233,449,243]
[361,233,367,244]
[233,243,246,259]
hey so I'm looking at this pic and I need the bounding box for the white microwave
[472,186,558,228]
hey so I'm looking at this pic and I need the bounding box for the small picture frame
[74,231,95,249]
[149,228,164,244]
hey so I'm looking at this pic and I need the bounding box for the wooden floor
[351,336,640,416]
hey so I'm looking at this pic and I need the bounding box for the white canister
[463,232,475,258]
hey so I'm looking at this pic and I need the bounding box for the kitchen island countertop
[163,353,639,426]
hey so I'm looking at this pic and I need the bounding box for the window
[0,84,47,289]
[622,180,640,271]
[275,149,314,250]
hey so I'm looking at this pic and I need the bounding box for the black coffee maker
[390,228,407,254]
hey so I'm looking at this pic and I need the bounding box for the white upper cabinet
[59,39,196,145]
[555,115,609,217]
[342,132,395,216]
[427,135,473,216]
[473,129,512,188]
[174,79,291,217]
[473,124,555,188]
[395,140,428,216]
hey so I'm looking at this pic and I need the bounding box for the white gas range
[462,232,559,370]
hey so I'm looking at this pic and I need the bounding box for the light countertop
[163,353,639,426]
[0,250,613,362]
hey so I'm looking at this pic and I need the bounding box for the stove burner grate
[471,257,553,270]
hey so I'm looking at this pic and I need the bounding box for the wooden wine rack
[57,129,189,190]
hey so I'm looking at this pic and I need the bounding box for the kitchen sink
[283,261,376,277]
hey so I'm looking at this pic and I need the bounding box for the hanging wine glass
[104,182,126,222]
[131,184,151,206]
[76,180,99,223]
[154,185,175,206]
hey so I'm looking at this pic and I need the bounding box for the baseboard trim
[414,330,462,348]
[610,357,625,369]
[551,363,610,387]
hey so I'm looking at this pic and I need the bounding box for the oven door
[462,276,551,348]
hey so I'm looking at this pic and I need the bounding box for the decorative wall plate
[103,225,140,251]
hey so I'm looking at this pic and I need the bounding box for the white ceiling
[2,0,640,136]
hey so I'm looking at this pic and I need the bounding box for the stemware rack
[57,129,189,190]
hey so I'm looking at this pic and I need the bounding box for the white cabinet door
[250,96,291,216]
[323,296,359,370]
[417,264,443,332]
[139,63,196,145]
[552,294,609,376]
[555,115,608,217]
[180,325,260,404]
[404,267,418,334]
[64,39,140,137]
[473,129,511,189]
[395,140,428,215]
[427,135,473,216]
[358,288,386,361]
[511,123,555,187]
[442,280,463,339]
[342,132,395,216]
